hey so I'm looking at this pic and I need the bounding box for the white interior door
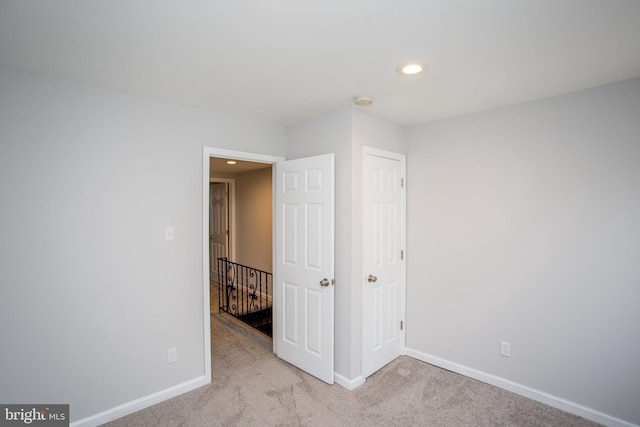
[210,182,228,281]
[274,154,335,384]
[363,148,406,378]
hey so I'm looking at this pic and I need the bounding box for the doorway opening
[206,152,280,342]
[203,147,336,385]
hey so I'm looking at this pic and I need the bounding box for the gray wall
[405,78,640,425]
[0,67,286,422]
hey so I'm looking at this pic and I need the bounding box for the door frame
[202,147,284,382]
[361,146,407,379]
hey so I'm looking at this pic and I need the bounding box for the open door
[274,154,335,384]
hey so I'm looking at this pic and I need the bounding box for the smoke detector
[354,96,374,107]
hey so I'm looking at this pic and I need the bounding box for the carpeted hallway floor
[103,306,599,427]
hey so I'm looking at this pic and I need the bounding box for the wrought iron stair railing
[217,257,272,337]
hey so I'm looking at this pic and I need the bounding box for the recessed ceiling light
[226,160,237,165]
[397,63,426,75]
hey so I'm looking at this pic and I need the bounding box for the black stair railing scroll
[217,257,272,337]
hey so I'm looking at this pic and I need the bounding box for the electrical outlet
[500,341,511,357]
[165,226,175,242]
[168,347,177,364]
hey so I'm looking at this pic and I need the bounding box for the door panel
[283,282,298,343]
[363,150,406,378]
[275,154,335,384]
[305,288,323,355]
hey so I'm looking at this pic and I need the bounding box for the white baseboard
[70,376,210,427]
[405,348,637,427]
[334,372,365,391]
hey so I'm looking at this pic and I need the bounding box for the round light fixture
[354,96,374,106]
[397,62,426,75]
[226,160,237,165]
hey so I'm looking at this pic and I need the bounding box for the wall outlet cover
[168,347,177,364]
[500,341,511,357]
[165,226,175,242]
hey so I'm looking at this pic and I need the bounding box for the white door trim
[361,146,407,379]
[202,147,284,383]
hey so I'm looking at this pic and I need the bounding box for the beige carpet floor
[104,306,599,426]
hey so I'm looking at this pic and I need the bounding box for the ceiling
[1,0,639,126]
[210,157,271,174]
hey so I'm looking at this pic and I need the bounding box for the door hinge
[401,177,405,188]
[401,250,404,260]
[400,320,404,331]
